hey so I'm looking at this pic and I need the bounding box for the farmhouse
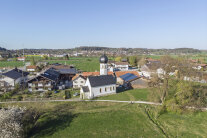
[72,74,86,88]
[80,54,117,99]
[28,68,60,92]
[1,68,29,88]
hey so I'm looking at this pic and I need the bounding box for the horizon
[0,0,207,50]
[4,46,207,51]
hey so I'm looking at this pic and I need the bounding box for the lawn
[46,57,100,72]
[2,101,207,138]
[0,57,100,72]
[0,61,24,67]
[96,88,151,101]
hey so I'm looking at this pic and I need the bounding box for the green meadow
[2,101,207,138]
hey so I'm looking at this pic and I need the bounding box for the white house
[17,57,25,61]
[72,75,86,88]
[80,54,116,99]
[114,62,129,71]
[1,68,29,88]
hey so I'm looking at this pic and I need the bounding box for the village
[0,53,207,101]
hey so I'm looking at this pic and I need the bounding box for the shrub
[0,106,26,138]
[17,95,23,101]
[44,91,52,98]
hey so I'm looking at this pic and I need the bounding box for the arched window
[105,87,107,92]
[100,88,102,93]
[110,87,112,91]
[113,86,115,90]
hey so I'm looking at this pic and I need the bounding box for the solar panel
[120,73,138,82]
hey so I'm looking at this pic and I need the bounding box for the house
[1,68,29,88]
[114,62,129,71]
[27,64,77,92]
[72,75,86,88]
[26,65,38,72]
[80,54,117,99]
[17,57,26,61]
[118,73,147,88]
[27,68,60,92]
[139,61,162,79]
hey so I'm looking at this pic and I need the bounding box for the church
[80,54,117,99]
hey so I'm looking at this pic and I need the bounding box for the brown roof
[72,74,86,81]
[115,62,129,65]
[82,71,114,77]
[26,65,37,69]
[115,71,140,77]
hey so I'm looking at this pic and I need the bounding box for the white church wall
[90,84,116,98]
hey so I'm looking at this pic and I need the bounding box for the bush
[17,95,23,101]
[44,91,52,98]
[0,106,26,138]
[65,90,71,99]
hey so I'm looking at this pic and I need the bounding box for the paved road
[0,98,162,105]
[1,99,206,110]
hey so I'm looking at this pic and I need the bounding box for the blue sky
[0,0,206,49]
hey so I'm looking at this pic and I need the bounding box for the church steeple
[99,54,108,75]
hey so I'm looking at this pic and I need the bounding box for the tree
[137,57,147,67]
[0,106,26,138]
[128,56,137,66]
[115,57,122,62]
[65,55,69,60]
[30,57,36,66]
[42,55,48,60]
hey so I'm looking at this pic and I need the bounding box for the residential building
[114,62,129,71]
[72,75,86,88]
[1,68,29,89]
[26,65,38,72]
[17,57,26,61]
[27,68,60,92]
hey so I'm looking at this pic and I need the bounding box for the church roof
[88,75,116,87]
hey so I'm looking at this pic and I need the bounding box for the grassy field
[47,57,100,72]
[2,101,207,138]
[0,61,24,68]
[96,88,151,101]
[0,57,100,72]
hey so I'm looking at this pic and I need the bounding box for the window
[81,81,84,83]
[100,88,102,93]
[105,87,107,92]
[113,86,115,90]
[110,87,112,91]
[74,81,77,83]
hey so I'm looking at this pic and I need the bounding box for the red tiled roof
[82,71,114,77]
[26,65,37,69]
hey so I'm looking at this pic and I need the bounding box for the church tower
[99,54,108,75]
